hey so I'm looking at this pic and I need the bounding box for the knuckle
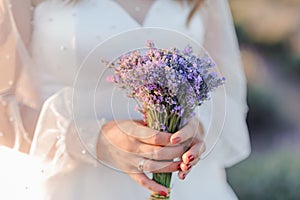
[138,177,148,187]
[156,147,177,160]
[152,133,161,144]
[145,159,157,172]
[147,149,155,159]
[151,150,160,160]
[170,146,182,159]
[154,147,164,159]
[146,160,155,172]
[135,144,143,154]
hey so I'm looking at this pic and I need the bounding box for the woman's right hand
[96,120,191,194]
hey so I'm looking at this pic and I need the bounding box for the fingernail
[159,191,168,197]
[187,164,192,171]
[182,173,186,180]
[142,121,147,126]
[171,137,181,144]
[177,163,181,171]
[188,155,194,162]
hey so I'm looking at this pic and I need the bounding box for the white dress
[0,0,250,199]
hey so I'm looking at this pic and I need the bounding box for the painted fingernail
[142,121,147,126]
[187,164,192,171]
[172,137,181,144]
[159,191,168,197]
[177,163,181,171]
[182,173,186,180]
[188,155,194,162]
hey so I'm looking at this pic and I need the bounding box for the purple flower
[109,41,225,129]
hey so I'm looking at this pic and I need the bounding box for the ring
[138,158,146,172]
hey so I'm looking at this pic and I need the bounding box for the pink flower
[106,76,114,83]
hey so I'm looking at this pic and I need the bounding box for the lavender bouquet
[110,41,224,199]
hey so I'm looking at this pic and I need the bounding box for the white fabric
[0,0,250,199]
[201,0,250,167]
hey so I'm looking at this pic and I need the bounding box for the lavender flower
[112,42,224,129]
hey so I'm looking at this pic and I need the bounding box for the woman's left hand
[96,117,205,194]
[129,117,206,186]
[171,117,206,180]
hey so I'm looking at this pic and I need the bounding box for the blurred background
[227,0,300,199]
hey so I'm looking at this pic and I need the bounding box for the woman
[0,0,250,199]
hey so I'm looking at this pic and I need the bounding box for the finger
[182,140,206,165]
[117,120,172,146]
[178,170,191,180]
[143,159,181,173]
[138,140,190,160]
[128,173,169,195]
[179,162,192,172]
[170,118,202,145]
[138,131,172,146]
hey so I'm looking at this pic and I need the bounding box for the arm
[0,0,37,152]
[30,87,196,195]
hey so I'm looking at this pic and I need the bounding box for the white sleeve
[1,1,104,164]
[0,0,40,151]
[197,0,251,167]
[0,0,10,45]
[30,87,105,167]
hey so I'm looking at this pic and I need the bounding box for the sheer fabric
[0,0,250,199]
[0,0,40,152]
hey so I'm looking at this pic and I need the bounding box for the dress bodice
[30,0,204,98]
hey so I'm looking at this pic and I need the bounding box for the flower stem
[146,109,181,200]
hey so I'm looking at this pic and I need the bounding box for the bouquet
[110,41,224,199]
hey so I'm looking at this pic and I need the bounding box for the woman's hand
[171,117,206,180]
[96,118,205,195]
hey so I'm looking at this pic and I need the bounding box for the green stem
[146,109,182,200]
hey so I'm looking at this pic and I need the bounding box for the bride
[0,0,250,199]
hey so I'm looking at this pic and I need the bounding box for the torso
[30,0,205,119]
